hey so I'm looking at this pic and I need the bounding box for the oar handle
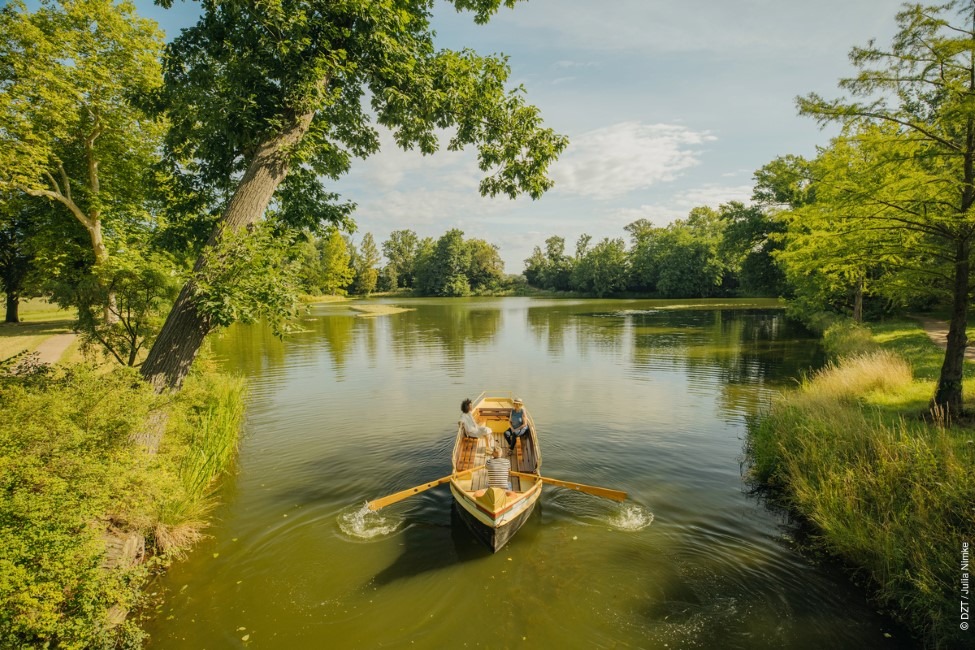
[510,470,627,502]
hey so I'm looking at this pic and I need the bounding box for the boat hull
[450,484,539,552]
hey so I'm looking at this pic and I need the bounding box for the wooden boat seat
[478,407,511,417]
[513,432,537,472]
[456,436,478,471]
[477,408,518,435]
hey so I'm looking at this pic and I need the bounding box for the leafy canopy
[157,0,567,231]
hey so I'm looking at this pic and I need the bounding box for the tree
[0,196,40,323]
[415,229,472,296]
[625,219,661,293]
[774,133,899,323]
[628,208,729,298]
[571,237,628,297]
[797,1,975,413]
[73,248,182,366]
[541,236,573,291]
[523,245,547,287]
[350,232,380,295]
[319,230,355,296]
[522,235,572,291]
[718,201,787,297]
[382,229,420,289]
[0,0,166,322]
[465,238,505,291]
[140,0,567,391]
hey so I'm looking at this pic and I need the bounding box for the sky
[137,0,902,271]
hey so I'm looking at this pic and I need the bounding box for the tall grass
[749,348,975,647]
[154,373,245,555]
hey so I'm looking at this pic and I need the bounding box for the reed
[749,343,975,647]
[153,372,245,556]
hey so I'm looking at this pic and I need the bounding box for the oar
[510,470,627,502]
[367,465,485,511]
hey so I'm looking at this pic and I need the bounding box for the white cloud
[552,121,715,199]
[611,183,755,226]
[675,184,754,209]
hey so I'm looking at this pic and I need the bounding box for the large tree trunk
[4,291,19,323]
[140,110,316,392]
[933,239,970,417]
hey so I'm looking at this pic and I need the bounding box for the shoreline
[748,316,974,648]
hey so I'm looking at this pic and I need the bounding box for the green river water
[144,297,914,649]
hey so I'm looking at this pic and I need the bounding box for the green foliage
[821,320,878,359]
[796,0,975,411]
[349,233,380,296]
[159,0,566,214]
[415,229,472,296]
[0,366,159,648]
[0,0,166,264]
[318,230,355,296]
[465,238,505,291]
[381,229,419,289]
[193,223,302,335]
[157,370,245,537]
[73,248,183,366]
[0,362,245,648]
[719,201,787,296]
[523,236,573,292]
[622,208,732,298]
[0,194,48,322]
[571,237,628,297]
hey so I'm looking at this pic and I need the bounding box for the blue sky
[141,0,900,271]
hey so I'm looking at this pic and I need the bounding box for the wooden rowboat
[448,392,542,552]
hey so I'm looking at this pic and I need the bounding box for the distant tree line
[523,202,786,299]
[297,228,508,297]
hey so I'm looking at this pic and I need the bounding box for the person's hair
[461,398,472,413]
[492,447,503,458]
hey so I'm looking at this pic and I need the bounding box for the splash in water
[607,503,654,531]
[337,502,405,540]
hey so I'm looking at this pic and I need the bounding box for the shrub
[0,362,245,647]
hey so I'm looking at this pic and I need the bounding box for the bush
[0,363,244,648]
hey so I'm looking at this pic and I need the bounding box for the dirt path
[911,315,975,361]
[32,333,76,365]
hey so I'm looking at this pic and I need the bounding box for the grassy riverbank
[0,358,244,648]
[749,318,975,647]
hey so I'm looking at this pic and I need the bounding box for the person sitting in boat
[474,447,516,496]
[460,398,495,450]
[503,397,529,452]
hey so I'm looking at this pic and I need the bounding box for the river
[144,297,913,649]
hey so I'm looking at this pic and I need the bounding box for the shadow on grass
[0,319,73,336]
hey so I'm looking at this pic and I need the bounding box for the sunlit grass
[748,318,975,647]
[13,297,74,322]
[0,298,75,360]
